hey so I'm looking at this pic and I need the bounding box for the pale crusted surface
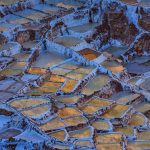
[0,0,149,149]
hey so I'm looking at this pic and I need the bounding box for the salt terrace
[0,0,150,149]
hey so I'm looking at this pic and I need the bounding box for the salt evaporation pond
[80,97,112,115]
[96,143,122,150]
[0,0,21,5]
[0,128,22,139]
[78,48,101,61]
[48,130,67,141]
[102,60,125,74]
[125,63,150,75]
[135,102,150,113]
[110,91,141,104]
[46,0,84,9]
[127,76,141,85]
[140,77,150,91]
[102,104,129,119]
[13,52,30,62]
[121,0,150,6]
[54,36,82,48]
[92,119,111,131]
[69,126,93,139]
[60,79,78,93]
[39,117,66,131]
[22,41,39,50]
[0,22,17,33]
[131,55,150,64]
[115,126,134,136]
[127,141,150,150]
[31,51,69,68]
[33,4,60,14]
[0,0,149,149]
[81,75,110,95]
[69,23,98,33]
[128,113,145,127]
[54,95,81,104]
[95,133,123,143]
[0,78,24,102]
[13,9,48,21]
[104,46,128,58]
[9,97,49,110]
[3,14,30,25]
[22,105,50,117]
